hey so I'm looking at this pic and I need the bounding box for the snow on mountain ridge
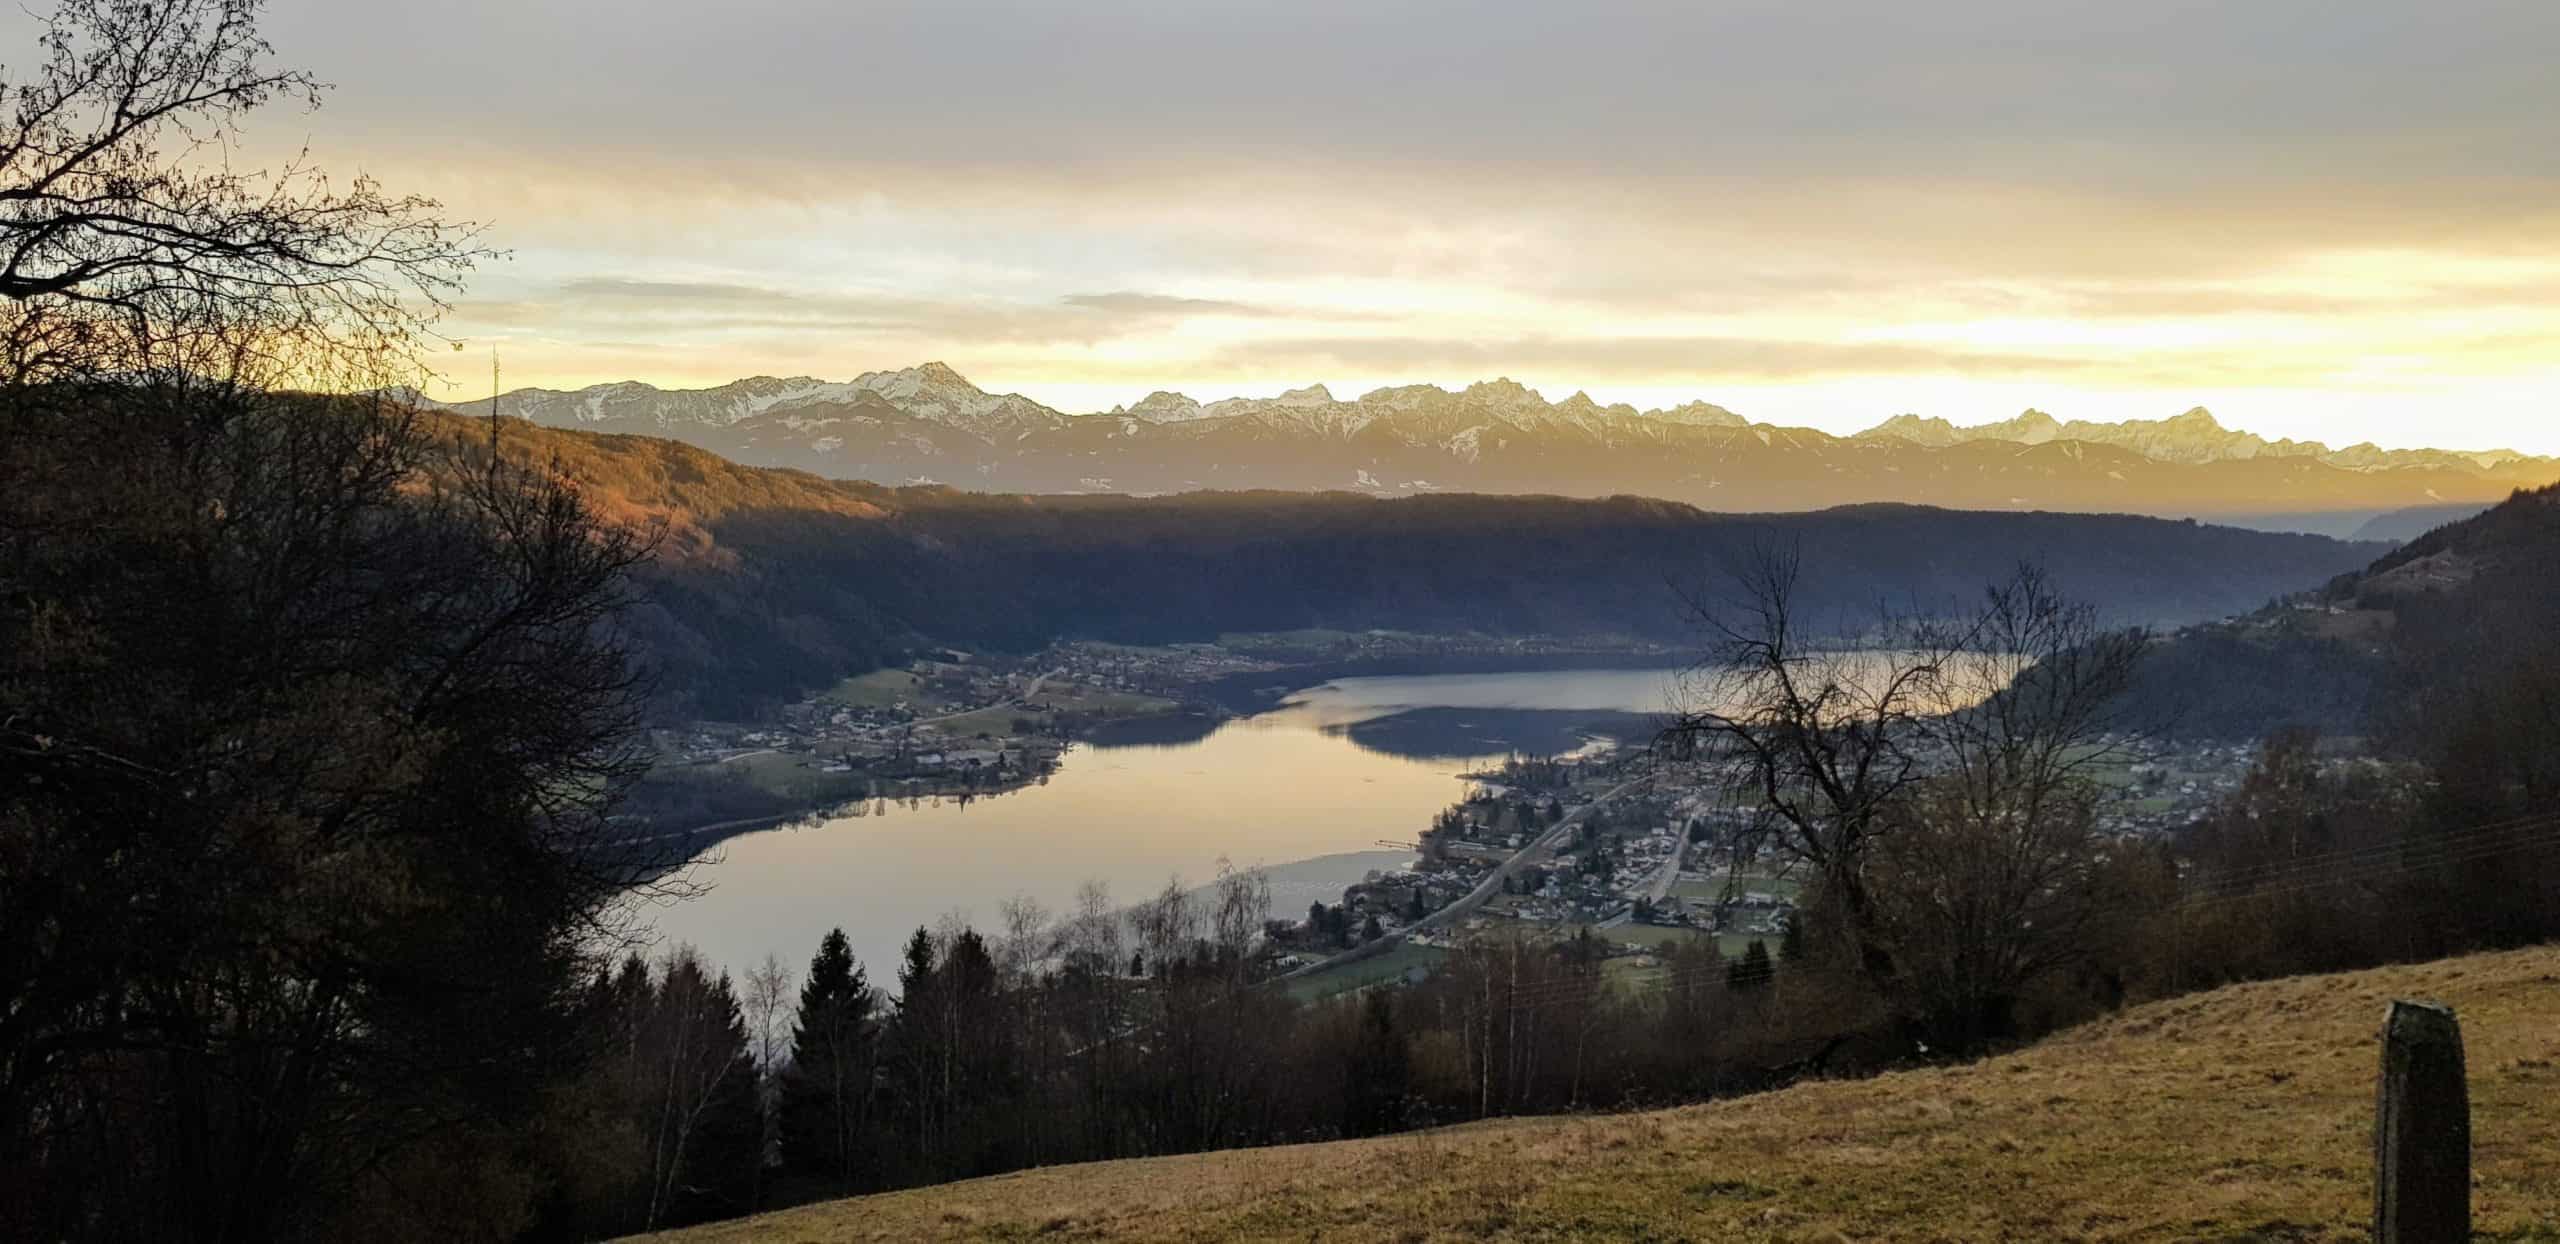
[1854,405,2539,472]
[447,364,2547,477]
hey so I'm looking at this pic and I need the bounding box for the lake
[639,666,1691,978]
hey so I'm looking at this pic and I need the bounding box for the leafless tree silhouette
[0,0,487,386]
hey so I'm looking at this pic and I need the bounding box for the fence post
[2374,999,2469,1243]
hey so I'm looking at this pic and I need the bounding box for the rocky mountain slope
[435,367,2557,537]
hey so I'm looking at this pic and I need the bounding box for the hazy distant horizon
[216,0,2560,455]
[433,364,2555,457]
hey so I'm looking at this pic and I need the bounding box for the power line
[1475,810,2560,1012]
[2175,814,2560,907]
[2175,808,2560,896]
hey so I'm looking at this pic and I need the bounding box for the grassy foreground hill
[643,947,2560,1242]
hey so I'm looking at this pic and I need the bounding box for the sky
[207,1,2560,450]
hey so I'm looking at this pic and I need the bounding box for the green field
[1037,685,1178,715]
[929,707,1040,738]
[1714,931,1782,957]
[1282,943,1450,1003]
[824,667,931,709]
[937,683,1180,739]
[1216,628,1363,650]
[703,750,865,803]
[1671,870,1802,902]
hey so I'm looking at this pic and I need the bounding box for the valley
[19,4,2560,1240]
[638,646,2271,1004]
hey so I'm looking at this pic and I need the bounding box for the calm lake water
[641,667,1690,979]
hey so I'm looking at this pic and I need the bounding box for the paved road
[1277,770,1655,982]
[1642,829,1691,905]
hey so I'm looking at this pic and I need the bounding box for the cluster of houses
[2101,738,2265,835]
[1043,641,1277,699]
[1275,753,1809,972]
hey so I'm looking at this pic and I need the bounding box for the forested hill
[2353,478,2560,587]
[449,414,2388,719]
[2117,480,2560,741]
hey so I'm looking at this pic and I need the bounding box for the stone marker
[2374,999,2469,1243]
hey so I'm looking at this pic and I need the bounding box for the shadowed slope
[434,413,2390,720]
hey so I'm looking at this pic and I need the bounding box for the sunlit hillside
[640,946,2560,1243]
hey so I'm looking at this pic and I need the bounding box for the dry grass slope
[642,948,2560,1243]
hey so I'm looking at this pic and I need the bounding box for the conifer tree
[778,929,875,1192]
[1726,939,1776,991]
[1778,910,1808,963]
[1342,991,1411,1137]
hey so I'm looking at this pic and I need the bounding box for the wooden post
[2375,999,2469,1243]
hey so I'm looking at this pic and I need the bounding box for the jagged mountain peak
[1357,383,1454,410]
[1120,390,1208,422]
[1856,413,1965,446]
[851,361,988,396]
[444,367,2552,514]
[1463,377,1542,405]
[1658,401,1749,428]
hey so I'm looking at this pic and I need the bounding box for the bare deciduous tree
[995,892,1052,988]
[1129,875,1199,977]
[1667,549,2149,1052]
[1664,545,1949,978]
[1209,857,1271,975]
[0,0,488,385]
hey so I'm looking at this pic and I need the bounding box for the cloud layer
[217,0,2560,450]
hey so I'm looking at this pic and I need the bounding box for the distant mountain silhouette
[2349,502,2496,544]
[432,366,2555,538]
[1855,404,2521,472]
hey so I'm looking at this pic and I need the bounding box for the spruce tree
[1726,939,1776,991]
[778,929,874,1192]
[687,971,766,1223]
[1342,991,1411,1137]
[887,928,947,1173]
[1778,911,1807,963]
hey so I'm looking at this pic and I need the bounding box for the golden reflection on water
[644,701,1502,979]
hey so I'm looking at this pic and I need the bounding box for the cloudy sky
[231,1,2560,449]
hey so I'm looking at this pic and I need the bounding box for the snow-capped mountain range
[430,363,2555,537]
[1853,407,2527,473]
